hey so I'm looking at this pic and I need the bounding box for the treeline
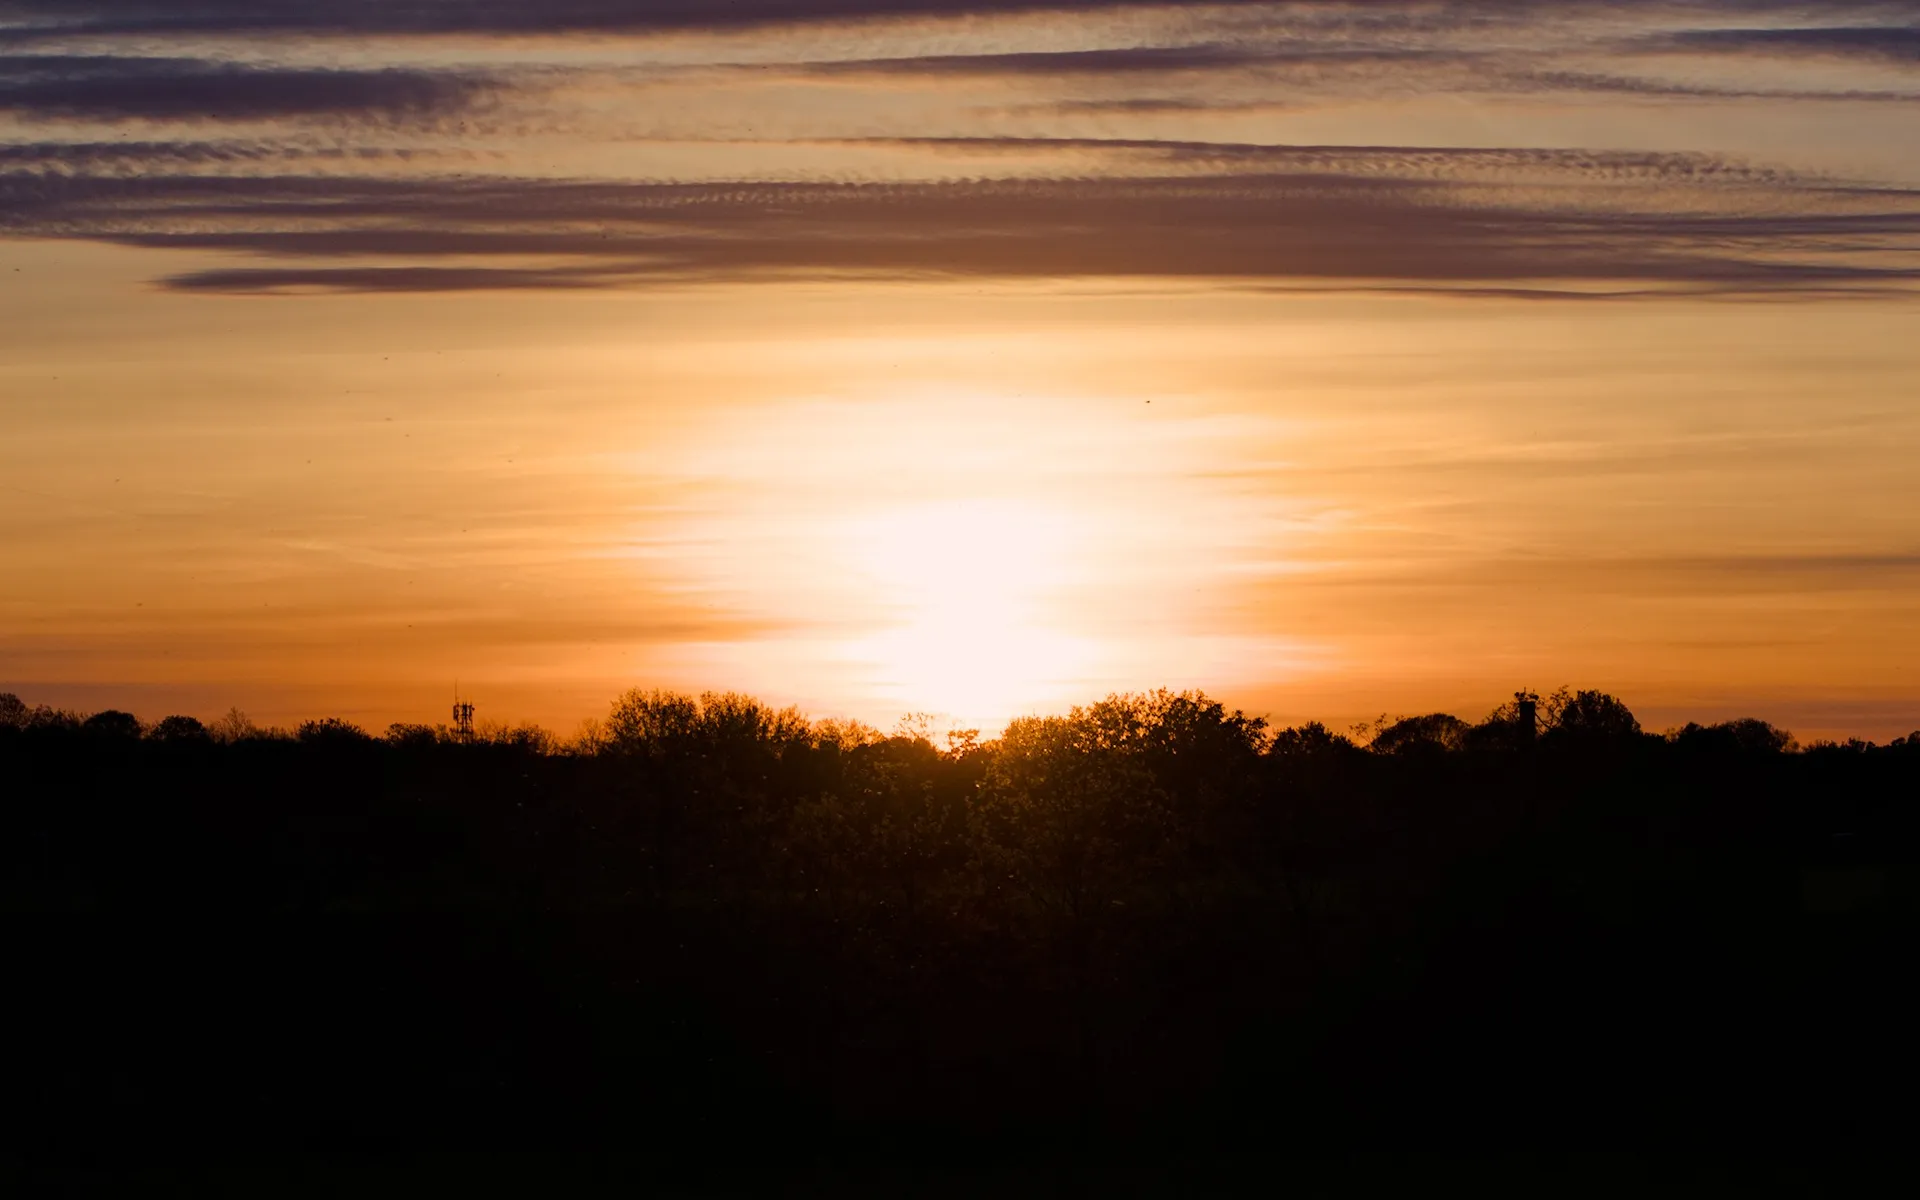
[9,684,1894,757]
[4,686,1917,1163]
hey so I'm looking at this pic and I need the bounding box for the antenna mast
[452,683,475,741]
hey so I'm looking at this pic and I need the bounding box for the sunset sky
[3,1,1919,739]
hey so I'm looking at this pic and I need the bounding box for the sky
[3,1,1919,741]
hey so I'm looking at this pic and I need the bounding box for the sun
[837,498,1094,728]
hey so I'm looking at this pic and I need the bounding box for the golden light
[835,498,1096,729]
[611,376,1323,732]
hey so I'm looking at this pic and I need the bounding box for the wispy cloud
[4,2,1920,295]
[739,24,1920,102]
[3,149,1912,294]
[0,139,461,169]
[1646,25,1920,64]
[786,42,1447,78]
[0,1,1266,39]
[0,55,501,122]
[7,2,1920,40]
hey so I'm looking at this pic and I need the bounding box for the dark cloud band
[8,2,1918,41]
[4,0,1260,39]
[3,3,1918,296]
[787,43,1442,78]
[1650,25,1920,63]
[0,56,497,122]
[5,150,1916,294]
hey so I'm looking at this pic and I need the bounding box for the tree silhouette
[148,714,211,743]
[1672,717,1795,754]
[1541,687,1643,743]
[81,709,143,739]
[297,716,373,745]
[1369,711,1470,754]
[210,706,257,743]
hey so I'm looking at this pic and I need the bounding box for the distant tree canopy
[1673,717,1797,755]
[0,685,1900,762]
[81,709,143,739]
[1543,687,1644,743]
[1370,712,1472,755]
[605,688,813,758]
[147,715,210,743]
[296,717,374,745]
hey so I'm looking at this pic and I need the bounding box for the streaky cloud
[816,138,1817,185]
[6,153,1916,295]
[0,139,456,169]
[0,0,1274,39]
[0,55,499,122]
[1502,68,1920,103]
[161,263,632,293]
[9,2,1920,41]
[787,43,1443,77]
[1651,24,1920,63]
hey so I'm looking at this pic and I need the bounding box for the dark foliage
[147,713,211,743]
[2,686,1915,1170]
[80,708,143,739]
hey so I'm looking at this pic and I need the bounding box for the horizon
[5,679,1908,750]
[6,2,1920,743]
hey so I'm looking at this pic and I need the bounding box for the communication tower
[452,686,476,740]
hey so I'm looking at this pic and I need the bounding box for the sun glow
[615,381,1323,732]
[837,499,1095,728]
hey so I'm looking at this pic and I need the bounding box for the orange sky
[4,2,1920,740]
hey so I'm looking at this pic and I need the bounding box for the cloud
[1501,68,1920,103]
[788,42,1445,78]
[8,2,1920,40]
[2,4,1918,296]
[7,2,1920,43]
[818,137,1818,186]
[1650,25,1920,64]
[3,1,1918,57]
[0,56,499,122]
[756,30,1920,102]
[0,0,1250,39]
[973,71,1920,116]
[7,6,1918,126]
[1466,551,1920,596]
[1001,96,1269,114]
[0,139,457,170]
[4,147,1915,294]
[1674,552,1920,579]
[161,264,627,292]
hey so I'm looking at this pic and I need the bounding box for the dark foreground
[4,688,1915,1182]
